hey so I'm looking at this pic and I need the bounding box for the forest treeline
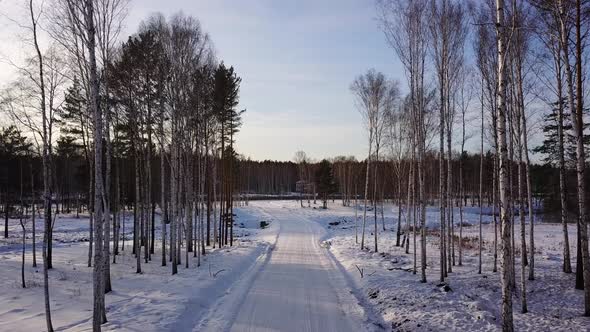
[2,147,576,212]
[238,153,576,206]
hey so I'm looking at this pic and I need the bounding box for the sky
[0,0,544,162]
[0,0,404,162]
[133,0,402,162]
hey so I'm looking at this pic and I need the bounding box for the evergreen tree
[213,62,244,246]
[213,62,244,146]
[0,126,32,238]
[56,77,89,151]
[315,159,337,209]
[55,135,84,214]
[0,126,31,157]
[533,99,590,167]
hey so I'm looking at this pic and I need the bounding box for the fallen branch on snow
[355,264,364,278]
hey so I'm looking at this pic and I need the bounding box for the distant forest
[0,138,578,215]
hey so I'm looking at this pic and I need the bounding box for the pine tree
[533,101,590,166]
[213,63,243,247]
[0,126,32,239]
[315,159,337,209]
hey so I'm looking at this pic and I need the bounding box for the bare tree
[378,0,429,282]
[532,1,572,273]
[495,0,515,329]
[573,0,590,315]
[479,74,484,275]
[77,0,108,328]
[457,66,474,267]
[385,102,409,248]
[95,0,129,294]
[372,79,399,252]
[429,0,467,278]
[27,1,55,330]
[3,1,61,330]
[350,69,393,252]
[473,3,500,274]
[554,0,585,292]
[50,0,96,268]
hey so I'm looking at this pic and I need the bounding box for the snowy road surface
[203,203,367,332]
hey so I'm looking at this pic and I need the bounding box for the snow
[0,210,274,331]
[1,200,589,331]
[197,202,369,332]
[264,200,590,331]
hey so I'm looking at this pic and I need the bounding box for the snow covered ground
[254,200,590,331]
[1,200,589,331]
[196,202,374,332]
[0,208,276,331]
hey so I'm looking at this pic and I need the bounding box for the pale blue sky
[3,1,508,162]
[125,0,404,161]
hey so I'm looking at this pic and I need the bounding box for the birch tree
[457,67,474,267]
[495,0,515,329]
[429,0,467,278]
[479,75,485,275]
[531,0,571,273]
[350,69,390,251]
[572,0,590,315]
[474,3,500,273]
[554,0,586,292]
[379,0,429,282]
[28,1,55,329]
[385,102,409,248]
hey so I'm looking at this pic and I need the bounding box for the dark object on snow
[368,289,379,299]
[260,221,270,229]
[328,221,340,226]
[436,282,452,292]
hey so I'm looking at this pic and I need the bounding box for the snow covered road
[202,202,367,332]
